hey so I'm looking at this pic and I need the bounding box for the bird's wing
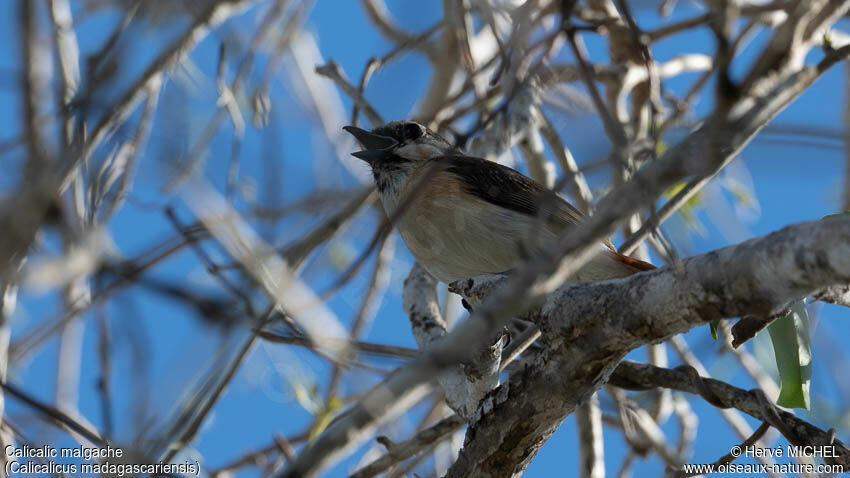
[436,154,656,274]
[437,155,584,229]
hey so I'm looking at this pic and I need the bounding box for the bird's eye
[403,123,423,141]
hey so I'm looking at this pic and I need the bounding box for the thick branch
[447,216,850,475]
[403,264,501,421]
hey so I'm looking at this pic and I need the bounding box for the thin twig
[350,415,465,478]
[672,422,770,478]
[66,0,263,191]
[159,306,275,463]
[1,381,108,447]
[316,61,385,127]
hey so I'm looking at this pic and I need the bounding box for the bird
[343,120,654,284]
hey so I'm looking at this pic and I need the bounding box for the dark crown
[372,121,429,144]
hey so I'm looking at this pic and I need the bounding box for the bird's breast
[388,168,539,282]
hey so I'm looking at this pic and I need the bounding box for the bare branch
[69,0,263,190]
[576,393,605,478]
[282,187,375,269]
[350,415,465,478]
[403,264,501,421]
[1,380,108,447]
[360,0,417,46]
[316,61,385,127]
[668,335,782,475]
[611,361,848,467]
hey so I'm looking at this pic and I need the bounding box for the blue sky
[0,1,848,477]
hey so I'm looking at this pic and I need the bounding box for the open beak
[343,125,396,162]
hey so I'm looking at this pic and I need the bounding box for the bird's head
[343,121,453,165]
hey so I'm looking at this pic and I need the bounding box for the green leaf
[721,177,756,208]
[709,320,719,340]
[655,139,668,157]
[291,379,319,414]
[767,300,812,409]
[663,181,707,235]
[308,396,343,444]
[822,211,850,219]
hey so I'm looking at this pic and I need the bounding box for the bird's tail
[611,250,656,274]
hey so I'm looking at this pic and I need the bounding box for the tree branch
[350,415,465,478]
[610,361,848,468]
[447,215,850,475]
[403,264,501,421]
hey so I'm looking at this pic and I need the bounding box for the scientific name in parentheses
[4,445,57,458]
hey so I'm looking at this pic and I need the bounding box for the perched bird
[344,121,653,283]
